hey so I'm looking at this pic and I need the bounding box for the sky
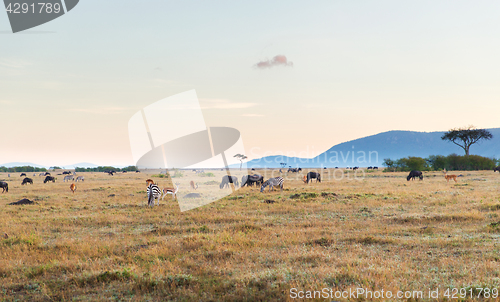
[1,0,500,167]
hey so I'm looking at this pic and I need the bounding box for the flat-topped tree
[441,126,493,156]
[234,154,248,170]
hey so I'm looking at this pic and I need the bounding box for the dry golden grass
[1,169,500,301]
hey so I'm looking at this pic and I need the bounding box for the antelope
[70,183,76,193]
[146,179,155,186]
[190,180,198,190]
[443,169,457,183]
[302,175,307,183]
[162,183,179,200]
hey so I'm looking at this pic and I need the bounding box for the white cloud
[241,114,264,117]
[254,55,293,69]
[68,107,132,115]
[0,59,31,69]
[199,99,257,109]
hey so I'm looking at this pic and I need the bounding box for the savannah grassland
[1,169,500,301]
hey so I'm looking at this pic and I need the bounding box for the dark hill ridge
[245,128,500,168]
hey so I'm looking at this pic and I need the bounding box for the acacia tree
[233,154,248,170]
[441,126,493,156]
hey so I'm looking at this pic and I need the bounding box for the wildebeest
[75,176,85,182]
[62,171,72,175]
[304,172,321,183]
[44,176,56,183]
[353,167,359,171]
[241,174,264,187]
[220,175,239,189]
[287,168,302,173]
[44,172,51,176]
[373,166,378,170]
[0,181,8,193]
[63,175,74,182]
[20,173,26,177]
[494,166,500,172]
[407,170,423,181]
[21,177,33,185]
[260,177,284,192]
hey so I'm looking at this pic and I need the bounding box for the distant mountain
[0,162,47,168]
[62,162,99,169]
[245,128,500,168]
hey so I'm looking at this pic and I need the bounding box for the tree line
[0,166,48,173]
[383,154,499,172]
[74,166,137,172]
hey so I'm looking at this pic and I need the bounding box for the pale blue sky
[1,1,500,166]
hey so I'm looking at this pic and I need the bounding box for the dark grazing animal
[287,168,302,173]
[20,173,26,177]
[220,175,239,189]
[494,166,500,172]
[62,171,72,175]
[407,170,423,181]
[241,174,264,187]
[304,172,321,183]
[373,166,378,170]
[21,177,33,185]
[147,183,162,207]
[44,172,51,176]
[44,176,56,183]
[0,181,8,193]
[261,177,284,192]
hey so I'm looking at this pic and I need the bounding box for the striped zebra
[63,175,74,182]
[147,183,162,207]
[75,176,85,182]
[260,177,284,192]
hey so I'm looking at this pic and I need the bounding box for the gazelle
[443,169,457,183]
[146,179,155,186]
[190,180,198,190]
[70,183,76,193]
[162,183,180,200]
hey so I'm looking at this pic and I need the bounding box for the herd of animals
[1,167,500,206]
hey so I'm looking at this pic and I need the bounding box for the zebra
[63,175,74,182]
[147,183,162,206]
[260,177,284,192]
[75,176,85,182]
